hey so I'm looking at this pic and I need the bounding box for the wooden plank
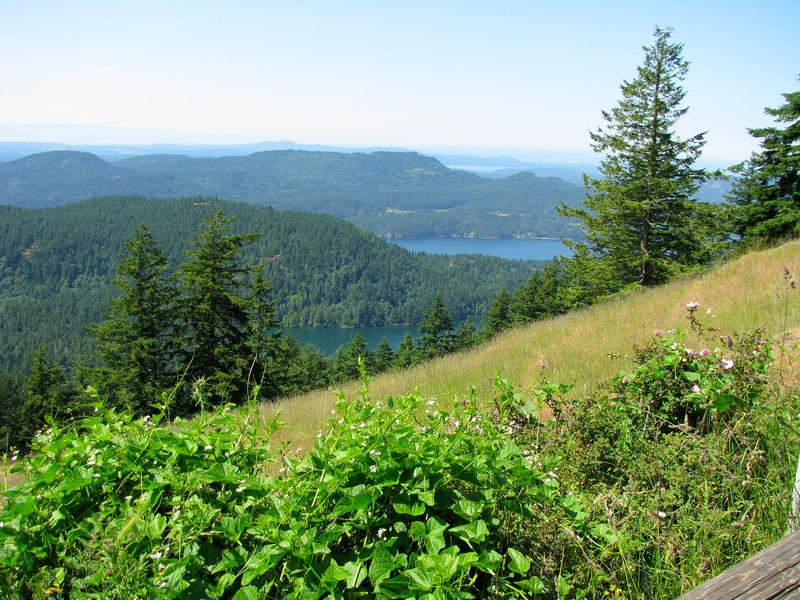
[677,529,800,600]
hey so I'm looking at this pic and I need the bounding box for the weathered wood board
[677,529,800,599]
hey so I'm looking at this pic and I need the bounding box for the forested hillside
[0,150,586,238]
[0,196,537,371]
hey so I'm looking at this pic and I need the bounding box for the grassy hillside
[0,150,586,238]
[273,241,800,447]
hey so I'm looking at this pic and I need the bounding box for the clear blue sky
[0,0,797,164]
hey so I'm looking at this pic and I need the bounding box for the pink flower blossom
[692,385,702,394]
[700,349,710,356]
[654,330,663,336]
[686,301,699,309]
[721,359,734,370]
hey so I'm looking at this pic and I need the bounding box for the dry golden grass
[264,241,800,451]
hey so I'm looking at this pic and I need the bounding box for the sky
[0,1,798,165]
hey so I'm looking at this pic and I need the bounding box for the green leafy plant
[1,374,610,598]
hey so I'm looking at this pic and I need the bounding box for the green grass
[268,241,800,449]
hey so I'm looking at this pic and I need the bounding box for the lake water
[286,325,421,356]
[386,237,570,261]
[285,237,570,354]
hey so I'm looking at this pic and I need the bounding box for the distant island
[0,149,587,239]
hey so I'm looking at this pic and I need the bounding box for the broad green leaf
[409,520,427,539]
[507,548,531,575]
[330,489,379,518]
[499,440,520,462]
[519,576,546,594]
[476,549,502,572]
[590,523,618,543]
[231,586,259,600]
[322,562,353,584]
[369,542,394,585]
[375,467,401,486]
[343,560,367,589]
[557,575,572,597]
[424,517,448,555]
[394,500,426,516]
[241,546,285,585]
[457,551,479,570]
[211,547,248,574]
[450,520,489,542]
[418,553,459,580]
[376,575,412,597]
[404,567,433,590]
[417,491,436,506]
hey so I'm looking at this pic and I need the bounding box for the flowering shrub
[535,304,798,598]
[613,303,773,435]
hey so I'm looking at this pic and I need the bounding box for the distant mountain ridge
[0,149,587,239]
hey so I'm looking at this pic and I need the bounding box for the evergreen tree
[510,259,564,323]
[393,332,417,370]
[729,80,800,243]
[373,336,395,373]
[417,294,453,358]
[558,27,710,301]
[0,370,23,452]
[453,317,476,351]
[20,346,78,441]
[243,270,283,396]
[88,224,178,414]
[333,332,374,381]
[287,344,332,394]
[178,212,261,407]
[479,290,512,341]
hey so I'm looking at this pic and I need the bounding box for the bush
[0,377,612,598]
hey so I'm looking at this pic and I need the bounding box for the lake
[385,237,571,261]
[286,325,420,356]
[284,237,571,354]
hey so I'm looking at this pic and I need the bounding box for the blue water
[286,326,420,356]
[386,237,570,261]
[285,238,571,354]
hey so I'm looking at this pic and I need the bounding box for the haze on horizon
[1,0,798,165]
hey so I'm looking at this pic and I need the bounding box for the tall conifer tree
[393,332,417,369]
[559,27,710,301]
[417,294,453,358]
[178,212,261,406]
[88,224,178,414]
[729,81,800,243]
[20,346,77,440]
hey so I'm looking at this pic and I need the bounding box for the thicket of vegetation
[0,196,537,372]
[0,150,586,239]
